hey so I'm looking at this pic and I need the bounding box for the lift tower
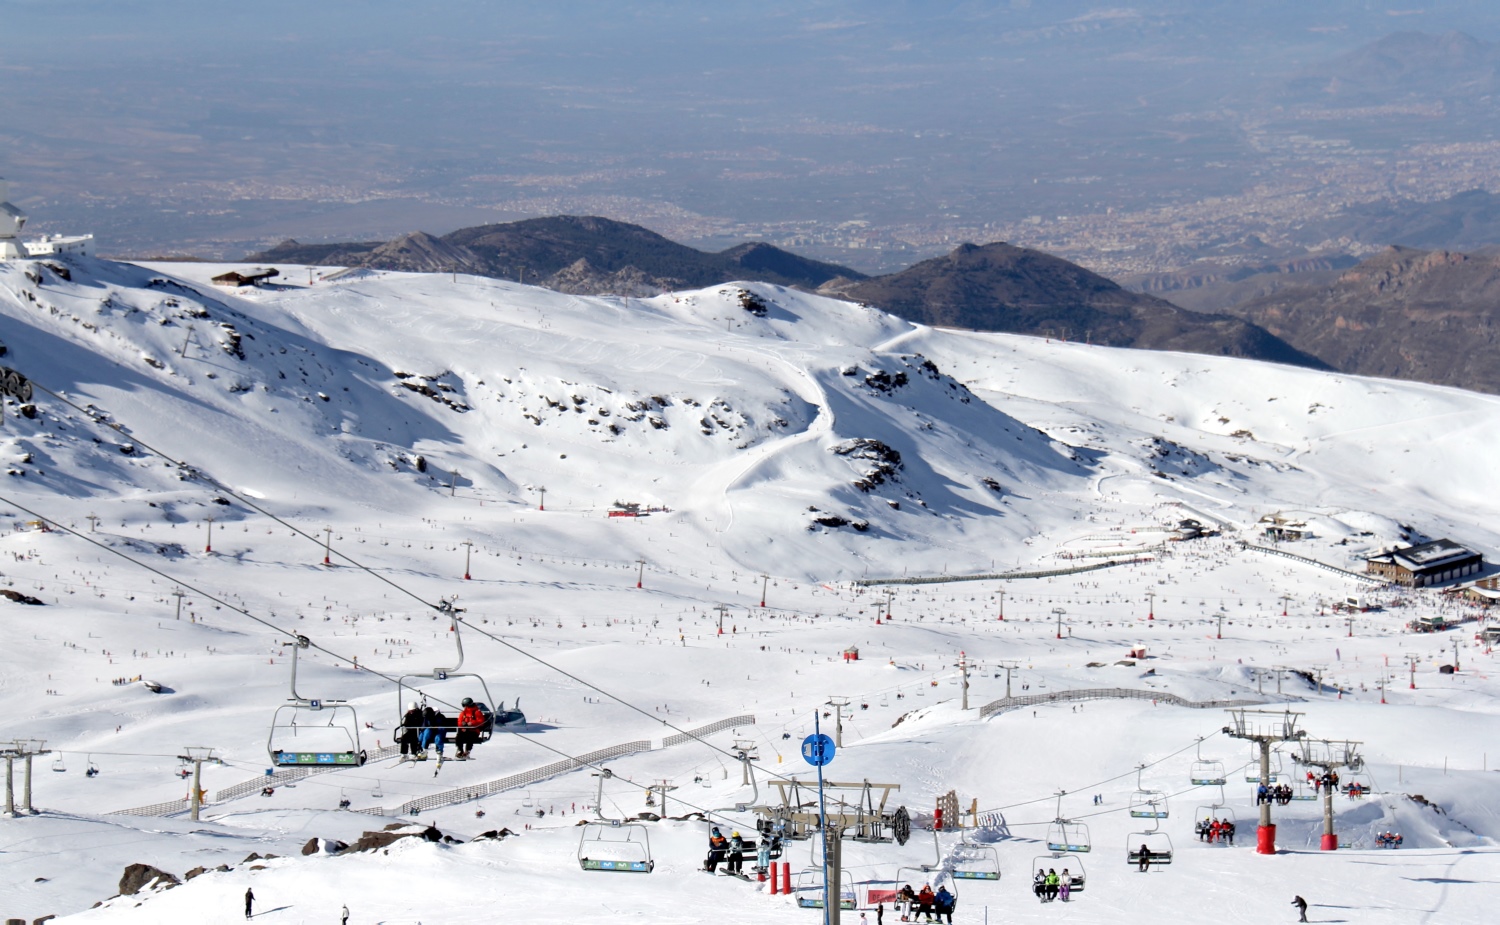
[1294,738,1364,851]
[1223,709,1306,854]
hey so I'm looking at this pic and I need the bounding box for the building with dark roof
[1365,539,1483,587]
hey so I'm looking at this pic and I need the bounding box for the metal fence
[662,714,755,747]
[853,556,1153,588]
[1238,541,1386,585]
[109,798,190,818]
[212,744,402,803]
[978,687,1265,720]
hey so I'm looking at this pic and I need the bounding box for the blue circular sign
[801,733,836,767]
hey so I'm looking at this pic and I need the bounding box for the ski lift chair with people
[267,636,368,767]
[893,866,956,918]
[577,820,654,873]
[395,603,523,752]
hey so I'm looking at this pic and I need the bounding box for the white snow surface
[0,258,1496,923]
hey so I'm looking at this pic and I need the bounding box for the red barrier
[1320,833,1338,851]
[780,861,792,894]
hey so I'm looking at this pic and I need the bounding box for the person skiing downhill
[1292,895,1309,922]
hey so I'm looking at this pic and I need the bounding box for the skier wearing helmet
[399,701,426,759]
[456,697,488,759]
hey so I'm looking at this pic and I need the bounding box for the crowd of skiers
[398,698,489,760]
[1195,817,1237,844]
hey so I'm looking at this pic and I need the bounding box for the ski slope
[0,257,1497,923]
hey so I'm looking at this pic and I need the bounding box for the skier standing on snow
[1292,895,1308,922]
[341,904,350,924]
[244,887,254,919]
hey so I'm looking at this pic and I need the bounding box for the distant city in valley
[5,4,1500,280]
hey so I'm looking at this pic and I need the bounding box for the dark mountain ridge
[251,216,864,293]
[1219,245,1500,394]
[251,220,1323,370]
[841,242,1328,368]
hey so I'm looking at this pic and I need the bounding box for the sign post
[803,721,837,925]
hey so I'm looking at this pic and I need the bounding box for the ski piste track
[110,715,756,819]
[977,686,1269,719]
[1238,540,1388,585]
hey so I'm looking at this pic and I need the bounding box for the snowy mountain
[1,256,1498,924]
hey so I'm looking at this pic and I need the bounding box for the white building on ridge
[0,177,29,260]
[0,177,94,260]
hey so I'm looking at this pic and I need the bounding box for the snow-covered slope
[0,257,1498,924]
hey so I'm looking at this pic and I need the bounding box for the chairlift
[891,865,954,915]
[577,820,654,872]
[1190,738,1227,785]
[949,831,1002,881]
[396,605,524,749]
[1126,830,1174,868]
[268,636,367,767]
[1290,778,1318,801]
[85,756,99,778]
[338,789,352,810]
[51,754,66,773]
[522,790,534,808]
[794,866,857,908]
[1028,854,1086,899]
[370,780,383,800]
[1129,764,1169,819]
[1045,793,1091,853]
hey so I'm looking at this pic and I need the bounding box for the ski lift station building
[1,177,94,259]
[1365,539,1483,587]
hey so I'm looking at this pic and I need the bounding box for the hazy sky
[4,1,1500,259]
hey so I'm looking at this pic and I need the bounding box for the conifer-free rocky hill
[251,222,1322,368]
[1219,245,1500,395]
[839,242,1327,368]
[249,216,865,295]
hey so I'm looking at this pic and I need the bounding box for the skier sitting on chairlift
[400,702,426,759]
[455,697,487,759]
[704,827,728,872]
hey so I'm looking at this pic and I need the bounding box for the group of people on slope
[398,698,489,760]
[1032,867,1078,902]
[1195,817,1237,845]
[896,883,955,923]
